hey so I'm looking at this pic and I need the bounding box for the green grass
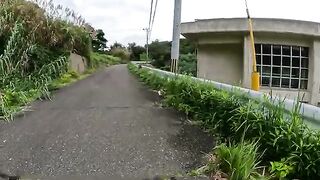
[1,51,120,121]
[48,70,81,91]
[0,0,94,120]
[214,142,263,180]
[189,141,265,180]
[90,52,122,68]
[128,63,320,179]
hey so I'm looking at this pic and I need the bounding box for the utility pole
[245,0,260,91]
[143,28,150,62]
[170,0,182,73]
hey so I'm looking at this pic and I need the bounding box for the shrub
[90,52,121,68]
[270,159,295,179]
[110,47,130,62]
[214,142,262,180]
[179,53,197,76]
[0,0,92,120]
[0,0,91,57]
[128,63,320,179]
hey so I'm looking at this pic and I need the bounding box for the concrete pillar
[243,35,253,88]
[310,40,320,105]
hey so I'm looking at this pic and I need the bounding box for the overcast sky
[53,0,320,46]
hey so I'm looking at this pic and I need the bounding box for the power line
[144,0,159,62]
[148,0,154,30]
[147,0,159,39]
[150,0,158,32]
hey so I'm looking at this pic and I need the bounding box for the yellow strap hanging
[245,0,260,91]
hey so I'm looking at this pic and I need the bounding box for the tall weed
[128,63,320,179]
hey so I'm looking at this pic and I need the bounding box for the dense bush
[128,63,320,179]
[90,52,121,68]
[0,0,92,120]
[0,0,91,58]
[109,47,130,63]
[179,53,197,76]
[128,42,145,61]
[148,39,196,74]
[215,142,262,180]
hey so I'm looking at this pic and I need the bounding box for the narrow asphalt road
[0,65,214,179]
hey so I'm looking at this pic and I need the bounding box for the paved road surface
[0,65,214,179]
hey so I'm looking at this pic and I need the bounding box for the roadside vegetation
[128,63,320,179]
[0,0,119,120]
[147,39,197,76]
[126,39,197,76]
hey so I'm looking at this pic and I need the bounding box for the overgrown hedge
[0,0,92,120]
[128,63,320,179]
[90,52,122,68]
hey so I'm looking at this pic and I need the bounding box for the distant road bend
[0,65,213,178]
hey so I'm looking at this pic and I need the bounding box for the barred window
[256,44,309,89]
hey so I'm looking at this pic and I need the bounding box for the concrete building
[181,18,320,106]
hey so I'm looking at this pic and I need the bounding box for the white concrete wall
[197,44,243,85]
[182,18,320,106]
[254,33,312,47]
[260,88,310,102]
[182,18,320,38]
[196,33,318,104]
[69,53,88,74]
[310,40,320,105]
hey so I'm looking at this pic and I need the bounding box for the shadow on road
[167,119,215,171]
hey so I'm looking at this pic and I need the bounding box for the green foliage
[270,159,295,179]
[215,142,261,180]
[179,53,197,76]
[90,52,121,68]
[180,39,196,54]
[189,141,264,179]
[92,29,108,52]
[0,0,94,120]
[139,53,149,61]
[148,39,196,71]
[0,0,92,58]
[110,47,130,63]
[48,70,80,90]
[128,42,145,61]
[109,42,124,49]
[128,63,320,179]
[149,40,171,67]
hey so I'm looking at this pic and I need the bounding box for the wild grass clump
[0,0,93,120]
[90,52,122,68]
[0,0,91,58]
[128,63,320,179]
[189,140,264,180]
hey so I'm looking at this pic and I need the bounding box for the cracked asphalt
[0,65,214,179]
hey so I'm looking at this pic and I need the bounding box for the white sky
[53,0,320,46]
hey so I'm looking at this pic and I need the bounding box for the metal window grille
[256,44,309,90]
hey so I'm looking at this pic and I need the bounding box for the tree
[147,39,196,71]
[179,53,197,76]
[148,40,171,68]
[109,42,124,50]
[128,42,146,61]
[180,39,196,54]
[109,42,130,62]
[92,29,107,52]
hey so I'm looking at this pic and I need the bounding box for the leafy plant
[179,53,197,76]
[215,142,262,180]
[128,63,320,179]
[270,159,295,179]
[90,52,121,68]
[109,47,130,63]
[0,0,94,120]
